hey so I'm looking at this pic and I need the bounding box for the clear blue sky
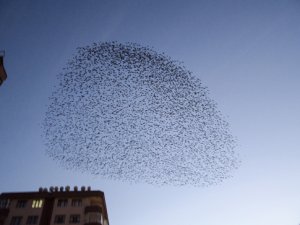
[1,0,300,224]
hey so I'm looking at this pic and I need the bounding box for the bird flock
[43,41,239,186]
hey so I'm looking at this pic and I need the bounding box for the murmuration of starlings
[43,41,239,186]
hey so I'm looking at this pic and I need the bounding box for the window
[57,199,68,207]
[69,215,80,224]
[26,216,38,225]
[16,200,27,208]
[85,212,102,224]
[10,216,22,225]
[32,199,43,208]
[0,199,10,208]
[71,199,82,207]
[54,215,65,224]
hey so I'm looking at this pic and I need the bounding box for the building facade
[0,52,7,86]
[0,187,109,225]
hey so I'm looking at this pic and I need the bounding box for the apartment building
[0,52,7,86]
[0,186,109,225]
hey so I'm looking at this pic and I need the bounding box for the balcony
[84,206,103,225]
[84,223,102,225]
[85,205,102,213]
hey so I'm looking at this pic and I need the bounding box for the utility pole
[0,51,7,86]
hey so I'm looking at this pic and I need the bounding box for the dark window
[71,199,82,207]
[57,199,68,207]
[26,216,38,225]
[69,215,80,223]
[0,199,9,208]
[16,200,27,208]
[54,215,65,224]
[10,216,22,225]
